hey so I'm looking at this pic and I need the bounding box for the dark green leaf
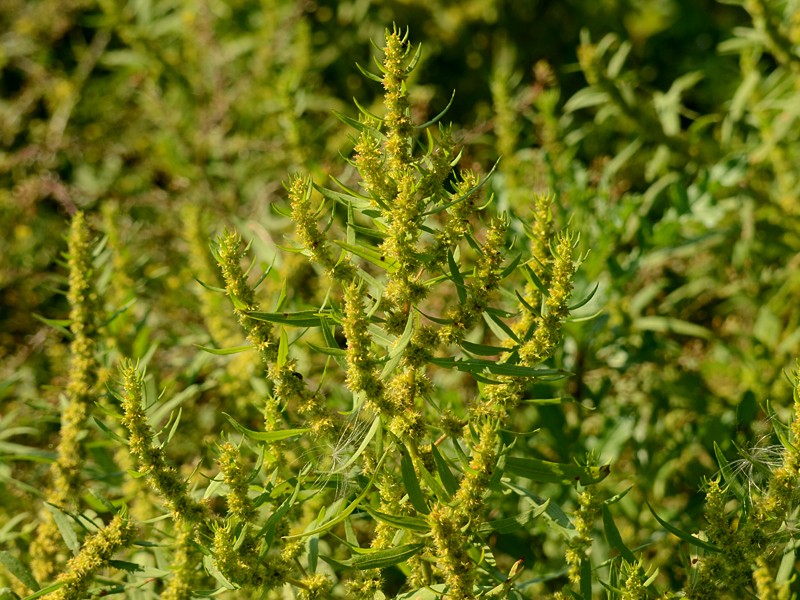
[350,543,424,570]
[0,552,39,592]
[416,90,455,129]
[459,339,509,356]
[568,282,599,311]
[362,506,429,532]
[429,357,563,379]
[246,310,325,327]
[333,241,398,273]
[478,502,549,535]
[505,456,611,486]
[195,344,252,356]
[447,250,467,304]
[44,505,79,555]
[646,502,719,552]
[430,444,458,497]
[223,414,309,442]
[401,450,430,514]
[601,505,636,563]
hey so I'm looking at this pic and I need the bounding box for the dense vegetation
[2,1,800,598]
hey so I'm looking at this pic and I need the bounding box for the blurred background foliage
[3,0,800,595]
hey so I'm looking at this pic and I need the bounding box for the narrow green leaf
[478,502,549,535]
[164,407,182,446]
[401,450,430,514]
[483,311,520,344]
[381,313,416,379]
[314,182,371,211]
[350,543,424,570]
[246,310,325,327]
[32,315,72,328]
[429,357,562,379]
[223,414,309,442]
[430,444,458,497]
[355,62,384,83]
[416,90,455,129]
[447,250,467,304]
[505,456,611,486]
[203,554,237,590]
[514,290,538,316]
[601,505,636,563]
[0,552,39,592]
[362,506,429,532]
[44,505,79,555]
[20,582,64,600]
[260,480,301,547]
[306,342,347,357]
[195,344,253,356]
[499,253,522,279]
[92,417,127,444]
[332,109,383,137]
[274,279,288,312]
[580,556,592,599]
[277,328,289,369]
[568,282,599,311]
[646,502,719,552]
[334,240,398,273]
[353,97,383,123]
[459,339,509,357]
[522,264,550,297]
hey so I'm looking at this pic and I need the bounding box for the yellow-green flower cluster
[120,362,208,525]
[161,526,196,600]
[439,217,508,346]
[620,562,648,600]
[46,512,135,600]
[382,27,413,177]
[212,522,289,590]
[428,505,476,599]
[354,128,395,206]
[218,442,255,523]
[288,174,336,271]
[32,211,101,582]
[288,173,356,283]
[55,210,100,497]
[434,169,479,261]
[382,171,428,309]
[752,556,791,600]
[518,232,576,365]
[342,283,388,411]
[514,194,554,336]
[565,485,600,587]
[426,422,498,600]
[296,573,332,600]
[215,231,278,364]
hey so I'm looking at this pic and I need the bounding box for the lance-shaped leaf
[646,502,720,552]
[362,506,430,532]
[350,543,425,570]
[334,240,399,273]
[429,357,563,379]
[401,450,430,514]
[477,501,550,535]
[223,414,309,442]
[195,343,252,356]
[246,310,327,327]
[505,456,611,486]
[0,551,39,592]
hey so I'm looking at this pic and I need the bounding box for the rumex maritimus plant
[4,23,607,600]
